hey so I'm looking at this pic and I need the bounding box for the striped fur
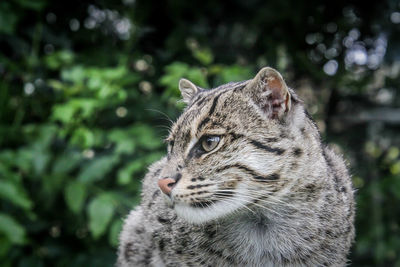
[118,67,355,267]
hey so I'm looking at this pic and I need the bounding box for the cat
[117,67,355,266]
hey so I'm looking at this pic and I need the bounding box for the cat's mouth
[187,191,235,208]
[169,188,251,224]
[173,198,243,224]
[189,199,216,208]
[158,178,247,224]
[167,193,218,208]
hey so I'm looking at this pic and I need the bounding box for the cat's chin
[173,198,245,224]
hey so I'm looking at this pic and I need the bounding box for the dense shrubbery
[1,0,400,266]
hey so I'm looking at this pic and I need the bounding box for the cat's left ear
[179,79,200,104]
[244,67,291,120]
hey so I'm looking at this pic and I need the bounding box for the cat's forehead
[187,80,249,109]
[212,80,250,91]
[168,80,250,140]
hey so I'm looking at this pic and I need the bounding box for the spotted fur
[118,67,355,266]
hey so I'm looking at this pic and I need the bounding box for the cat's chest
[167,216,278,266]
[150,194,282,265]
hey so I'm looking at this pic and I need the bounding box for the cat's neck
[202,209,288,264]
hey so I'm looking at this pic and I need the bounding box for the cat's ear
[179,78,200,104]
[244,67,291,119]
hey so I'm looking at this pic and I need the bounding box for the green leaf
[131,125,162,150]
[91,66,127,81]
[61,65,86,83]
[117,161,143,185]
[193,48,214,65]
[0,213,26,244]
[52,151,82,174]
[0,3,18,34]
[70,127,95,148]
[144,152,164,165]
[14,148,33,173]
[0,180,33,210]
[31,146,50,176]
[217,65,253,84]
[64,181,86,214]
[108,129,136,155]
[390,161,400,175]
[52,99,100,124]
[160,62,208,94]
[14,0,47,10]
[44,50,74,70]
[0,166,21,185]
[108,219,123,247]
[0,150,15,167]
[10,125,56,176]
[78,155,119,184]
[51,104,75,124]
[88,194,115,239]
[0,236,11,258]
[34,124,57,148]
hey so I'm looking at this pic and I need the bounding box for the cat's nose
[158,178,176,195]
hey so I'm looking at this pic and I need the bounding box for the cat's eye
[201,136,220,152]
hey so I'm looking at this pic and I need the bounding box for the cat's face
[159,67,306,224]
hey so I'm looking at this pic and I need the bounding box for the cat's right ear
[179,79,200,104]
[244,67,291,120]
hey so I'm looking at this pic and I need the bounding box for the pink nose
[158,178,177,195]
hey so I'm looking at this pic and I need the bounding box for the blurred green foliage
[0,0,400,266]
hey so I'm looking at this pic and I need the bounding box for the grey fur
[118,67,355,267]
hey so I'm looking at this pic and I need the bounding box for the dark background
[1,0,400,266]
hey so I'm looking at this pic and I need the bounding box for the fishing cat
[117,67,355,266]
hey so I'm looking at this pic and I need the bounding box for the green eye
[201,136,220,152]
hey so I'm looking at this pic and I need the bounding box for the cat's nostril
[158,178,176,195]
[167,182,176,188]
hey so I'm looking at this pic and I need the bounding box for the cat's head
[158,67,316,224]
